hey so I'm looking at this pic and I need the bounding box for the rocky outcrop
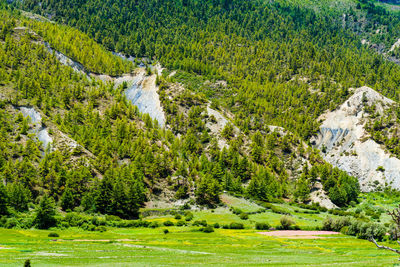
[44,42,87,76]
[44,42,166,127]
[19,107,53,150]
[311,86,400,191]
[310,181,338,210]
[124,69,166,127]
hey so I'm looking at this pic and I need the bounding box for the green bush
[192,220,207,227]
[279,216,294,230]
[229,222,244,229]
[96,226,107,232]
[5,217,19,229]
[163,220,174,226]
[176,220,186,226]
[231,208,243,215]
[174,214,182,220]
[105,215,121,221]
[202,225,214,233]
[149,222,160,228]
[48,232,59,237]
[213,223,220,228]
[255,222,270,230]
[239,213,249,220]
[323,217,386,241]
[185,212,194,221]
[163,229,169,234]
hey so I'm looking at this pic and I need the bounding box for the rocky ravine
[44,41,166,127]
[311,86,400,191]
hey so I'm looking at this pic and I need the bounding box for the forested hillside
[0,2,365,230]
[17,0,400,139]
[1,0,400,230]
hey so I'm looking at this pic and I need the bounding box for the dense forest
[1,0,400,229]
[16,0,400,139]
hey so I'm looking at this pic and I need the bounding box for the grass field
[0,227,398,266]
[1,193,399,266]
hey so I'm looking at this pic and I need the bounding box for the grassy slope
[0,227,397,266]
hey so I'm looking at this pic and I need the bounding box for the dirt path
[258,230,340,239]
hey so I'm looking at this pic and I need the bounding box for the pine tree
[0,182,8,215]
[35,194,57,229]
[95,175,113,214]
[125,180,145,219]
[7,182,30,212]
[60,187,75,211]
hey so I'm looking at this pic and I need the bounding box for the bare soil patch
[258,230,340,239]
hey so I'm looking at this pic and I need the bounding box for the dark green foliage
[246,170,282,202]
[193,220,207,227]
[60,187,75,211]
[0,183,8,215]
[48,232,59,237]
[163,220,174,226]
[229,222,244,229]
[279,216,295,230]
[201,225,214,233]
[176,220,186,227]
[322,216,386,241]
[185,212,194,221]
[34,194,57,229]
[7,183,31,213]
[239,213,248,220]
[195,175,221,207]
[255,222,271,230]
[24,259,31,267]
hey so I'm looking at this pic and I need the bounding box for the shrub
[5,217,19,229]
[176,220,186,226]
[255,222,271,230]
[174,214,182,220]
[163,220,174,226]
[96,226,107,232]
[64,213,88,227]
[105,215,121,221]
[185,212,194,221]
[48,232,59,237]
[279,216,294,230]
[182,202,191,210]
[232,208,243,215]
[149,222,160,228]
[163,229,169,234]
[239,213,249,220]
[192,220,207,227]
[202,225,214,233]
[213,223,220,228]
[322,217,334,231]
[229,222,244,229]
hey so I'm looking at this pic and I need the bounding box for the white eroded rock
[19,107,53,150]
[311,86,400,191]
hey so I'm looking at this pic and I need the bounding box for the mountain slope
[312,86,400,191]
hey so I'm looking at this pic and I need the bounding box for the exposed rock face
[19,107,53,150]
[389,38,400,52]
[310,181,338,210]
[311,86,400,191]
[44,42,87,76]
[124,70,166,127]
[44,42,166,127]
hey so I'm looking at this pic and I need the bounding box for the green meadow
[1,193,399,266]
[0,227,398,266]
